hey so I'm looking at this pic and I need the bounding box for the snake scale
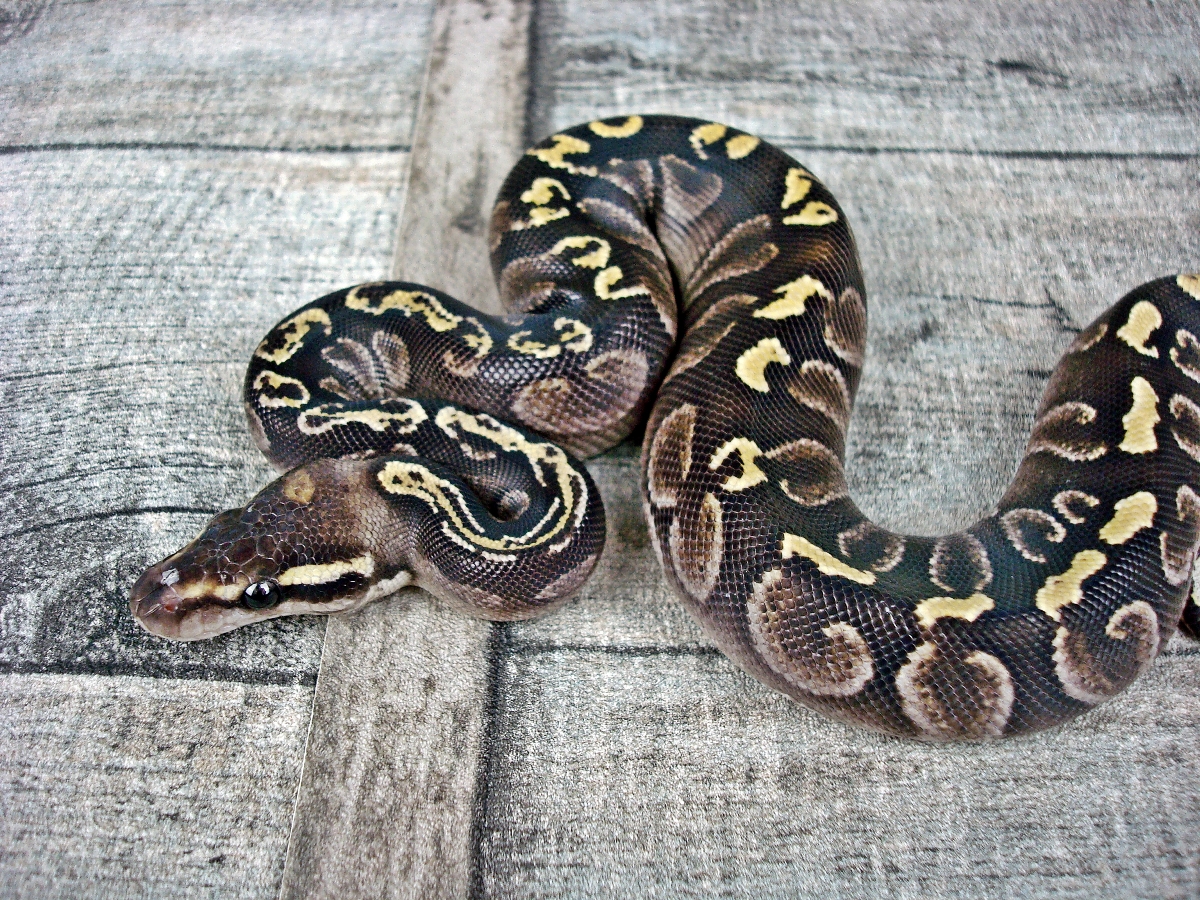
[132,115,1200,740]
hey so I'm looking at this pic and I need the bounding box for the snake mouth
[129,561,257,641]
[129,564,189,640]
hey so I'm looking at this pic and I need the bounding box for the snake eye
[243,580,281,609]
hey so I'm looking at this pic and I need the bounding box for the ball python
[131,114,1200,741]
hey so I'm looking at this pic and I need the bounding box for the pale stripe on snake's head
[130,461,406,640]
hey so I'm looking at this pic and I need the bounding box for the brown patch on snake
[669,492,723,601]
[929,533,992,594]
[1052,601,1159,704]
[665,293,758,384]
[599,158,655,214]
[1170,329,1200,382]
[896,641,1014,739]
[488,200,514,251]
[656,154,725,286]
[684,214,779,304]
[1169,393,1200,462]
[1052,490,1100,525]
[1068,319,1107,354]
[498,255,563,313]
[576,197,666,263]
[534,553,598,603]
[836,522,905,573]
[647,404,697,508]
[747,569,875,697]
[823,287,867,367]
[999,508,1066,564]
[786,361,851,430]
[763,439,847,507]
[512,349,650,457]
[320,332,410,400]
[1161,484,1200,585]
[1026,402,1107,461]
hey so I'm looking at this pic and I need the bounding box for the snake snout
[129,562,189,639]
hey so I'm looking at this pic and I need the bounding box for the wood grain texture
[277,2,533,898]
[0,148,408,684]
[470,642,1199,899]
[528,0,1200,156]
[0,674,311,900]
[0,0,433,149]
[0,2,427,896]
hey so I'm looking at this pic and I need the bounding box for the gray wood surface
[1,1,1199,898]
[277,2,533,898]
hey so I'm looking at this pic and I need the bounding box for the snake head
[130,463,407,640]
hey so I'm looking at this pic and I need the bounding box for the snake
[130,114,1200,741]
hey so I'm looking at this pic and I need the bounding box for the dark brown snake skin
[132,115,1200,740]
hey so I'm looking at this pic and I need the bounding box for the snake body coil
[132,115,1200,740]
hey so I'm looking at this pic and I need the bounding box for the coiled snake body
[132,115,1200,740]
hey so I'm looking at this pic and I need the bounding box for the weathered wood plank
[0,0,433,149]
[0,148,409,683]
[277,2,533,897]
[470,641,1199,899]
[529,0,1200,155]
[0,674,311,900]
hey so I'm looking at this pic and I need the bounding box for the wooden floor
[2,1,1198,897]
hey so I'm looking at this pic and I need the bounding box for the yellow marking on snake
[1098,492,1157,545]
[782,534,876,585]
[522,206,570,227]
[784,202,838,226]
[423,407,584,551]
[554,317,593,352]
[507,331,561,358]
[594,266,649,300]
[781,168,813,210]
[725,135,760,159]
[1035,550,1107,621]
[708,437,768,492]
[913,593,995,630]
[345,287,462,332]
[253,370,310,408]
[172,579,247,602]
[1178,274,1200,301]
[549,235,611,269]
[507,319,593,358]
[736,337,791,392]
[689,123,727,159]
[277,555,375,587]
[521,178,571,205]
[255,308,332,363]
[461,316,493,357]
[298,401,428,435]
[1115,301,1162,357]
[283,470,315,505]
[588,115,643,138]
[754,275,832,320]
[527,134,597,175]
[1120,376,1160,454]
